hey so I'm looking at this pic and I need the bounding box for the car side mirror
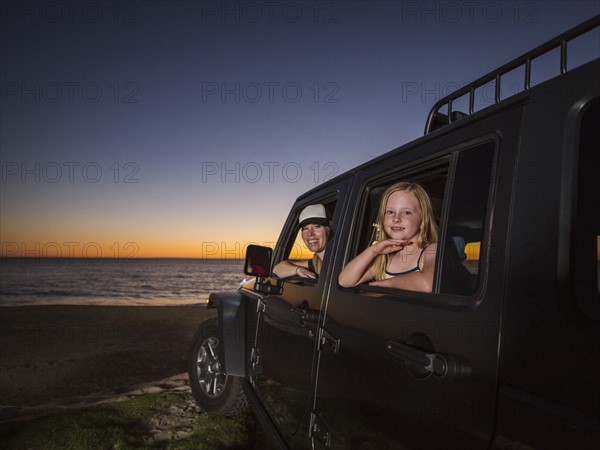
[244,244,273,277]
[244,245,283,296]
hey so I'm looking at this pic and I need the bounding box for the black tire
[188,317,248,416]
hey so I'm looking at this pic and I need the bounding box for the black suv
[189,16,600,449]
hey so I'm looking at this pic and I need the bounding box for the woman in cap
[273,204,331,279]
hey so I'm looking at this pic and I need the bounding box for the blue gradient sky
[1,1,599,258]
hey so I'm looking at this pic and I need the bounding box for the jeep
[188,16,600,449]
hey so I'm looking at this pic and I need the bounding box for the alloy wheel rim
[196,336,227,397]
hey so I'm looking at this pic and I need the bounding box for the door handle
[290,302,319,324]
[387,341,471,380]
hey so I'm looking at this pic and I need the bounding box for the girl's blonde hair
[371,182,439,280]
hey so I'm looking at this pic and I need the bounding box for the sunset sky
[1,1,599,259]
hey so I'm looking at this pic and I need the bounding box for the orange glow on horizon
[3,237,598,261]
[0,238,281,259]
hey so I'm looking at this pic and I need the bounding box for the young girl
[338,182,438,292]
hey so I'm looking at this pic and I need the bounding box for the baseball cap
[298,204,329,228]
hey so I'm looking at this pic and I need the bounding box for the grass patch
[0,393,259,449]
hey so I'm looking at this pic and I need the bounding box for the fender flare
[207,291,247,377]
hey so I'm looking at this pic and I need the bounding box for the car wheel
[188,317,248,416]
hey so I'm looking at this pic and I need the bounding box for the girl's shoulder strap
[416,244,432,267]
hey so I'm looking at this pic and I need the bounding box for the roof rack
[424,15,600,134]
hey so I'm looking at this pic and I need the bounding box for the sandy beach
[0,305,216,414]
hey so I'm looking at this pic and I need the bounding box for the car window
[343,140,496,298]
[352,157,450,258]
[574,98,599,319]
[276,197,338,282]
[439,142,495,295]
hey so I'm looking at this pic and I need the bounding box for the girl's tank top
[383,245,429,279]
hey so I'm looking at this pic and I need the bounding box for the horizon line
[0,256,247,260]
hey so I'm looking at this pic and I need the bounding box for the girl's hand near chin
[371,239,412,255]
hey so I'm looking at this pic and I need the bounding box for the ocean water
[0,258,246,306]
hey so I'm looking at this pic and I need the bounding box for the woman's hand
[273,260,313,279]
[295,265,317,279]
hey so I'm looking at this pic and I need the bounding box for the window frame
[571,98,600,320]
[274,192,340,288]
[339,136,499,304]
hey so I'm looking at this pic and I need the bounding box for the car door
[251,179,351,448]
[311,109,522,449]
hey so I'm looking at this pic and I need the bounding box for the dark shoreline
[0,305,216,409]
